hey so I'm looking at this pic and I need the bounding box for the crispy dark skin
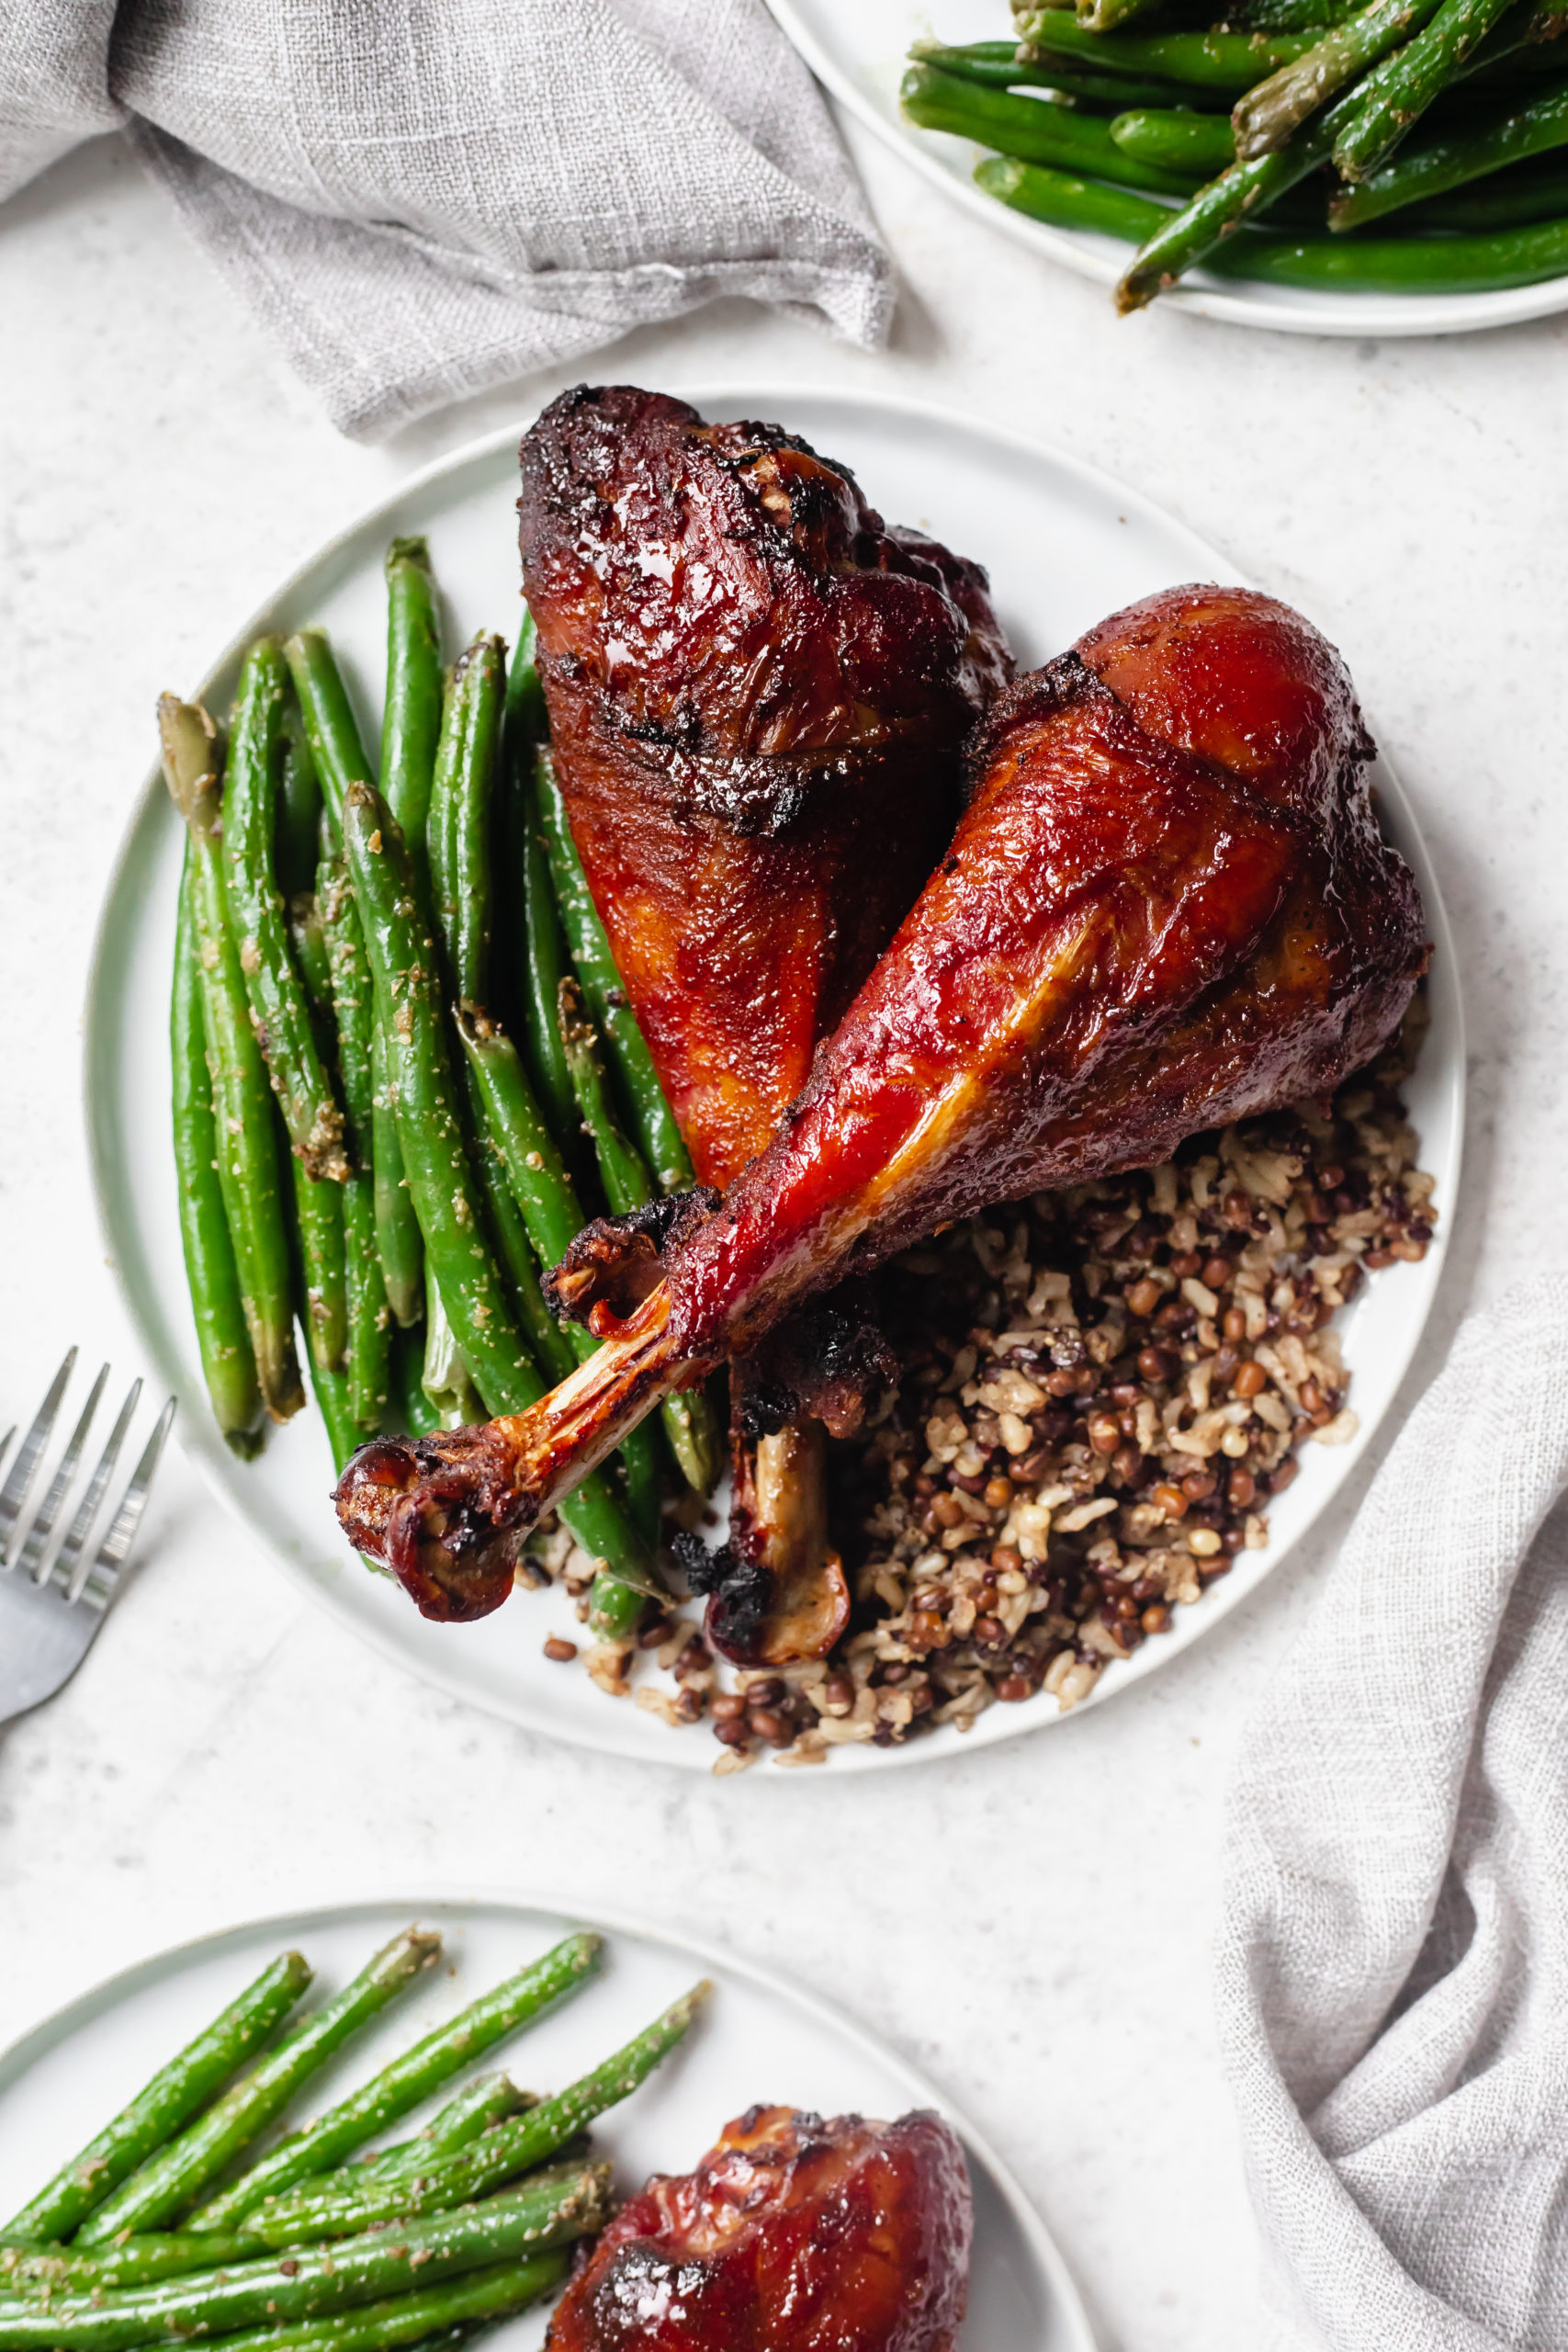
[545,2106,971,2352]
[518,384,1011,1193]
[334,585,1428,1602]
[518,386,1010,1658]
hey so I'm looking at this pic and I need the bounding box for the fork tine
[17,1363,110,1584]
[79,1397,175,1613]
[0,1349,77,1567]
[50,1377,141,1600]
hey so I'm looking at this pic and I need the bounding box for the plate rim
[0,1887,1099,2352]
[81,378,1465,1778]
[762,0,1568,339]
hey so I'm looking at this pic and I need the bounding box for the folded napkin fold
[1219,1275,1568,2350]
[0,0,892,437]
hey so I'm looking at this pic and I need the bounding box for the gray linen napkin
[0,0,892,438]
[1218,1275,1568,2351]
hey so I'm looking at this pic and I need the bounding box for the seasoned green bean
[78,1930,439,2244]
[172,850,264,1457]
[320,858,391,1430]
[190,1932,600,2226]
[162,698,302,1422]
[4,1953,310,2244]
[286,629,424,1327]
[2,2175,607,2348]
[194,2250,571,2352]
[222,640,348,1181]
[243,1984,711,2245]
[536,752,694,1193]
[341,785,660,1589]
[381,539,444,869]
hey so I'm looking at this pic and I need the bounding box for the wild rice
[531,1000,1436,1770]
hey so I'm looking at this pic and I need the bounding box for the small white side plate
[766,0,1568,337]
[84,383,1463,1774]
[0,1895,1094,2352]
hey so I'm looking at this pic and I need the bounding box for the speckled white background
[2,102,1565,2352]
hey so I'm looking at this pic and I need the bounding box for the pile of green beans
[0,1925,711,2352]
[901,0,1568,306]
[168,539,724,1634]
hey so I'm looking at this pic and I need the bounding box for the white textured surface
[1,114,1565,2352]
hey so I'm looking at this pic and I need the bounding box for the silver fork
[0,1351,175,1726]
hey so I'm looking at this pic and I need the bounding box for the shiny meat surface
[546,2106,971,2352]
[519,383,1010,1192]
[334,585,1427,1609]
[520,385,1010,1660]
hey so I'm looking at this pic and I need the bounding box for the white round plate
[84,382,1463,1774]
[0,1894,1093,2352]
[766,0,1568,337]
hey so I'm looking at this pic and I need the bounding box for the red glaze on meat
[518,384,1010,1192]
[335,584,1427,1610]
[546,2107,971,2352]
[518,385,1010,1662]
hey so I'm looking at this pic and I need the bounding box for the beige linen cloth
[0,0,892,437]
[1219,1276,1568,2350]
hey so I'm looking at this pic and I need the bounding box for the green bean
[276,692,324,902]
[1115,86,1350,308]
[320,859,391,1430]
[1233,0,1445,155]
[223,641,348,1182]
[909,39,1217,108]
[558,979,653,1220]
[289,1147,349,1383]
[286,630,424,1328]
[1332,0,1525,176]
[390,1324,442,1439]
[172,850,265,1457]
[1211,206,1568,282]
[0,2235,264,2298]
[243,1984,711,2245]
[983,148,1568,286]
[4,1953,310,2243]
[536,752,694,1194]
[1111,105,1238,172]
[428,635,505,1010]
[504,636,580,1153]
[901,62,1200,188]
[420,1269,485,1429]
[1329,69,1568,220]
[456,1014,585,1273]
[2,2175,607,2349]
[1401,146,1568,222]
[370,1025,423,1328]
[190,1933,601,2227]
[340,784,660,1589]
[288,891,333,1013]
[355,2075,534,2181]
[78,1931,439,2244]
[162,698,303,1422]
[1014,9,1320,94]
[381,540,444,872]
[196,2251,571,2352]
[423,629,567,1382]
[976,151,1178,237]
[1077,0,1169,36]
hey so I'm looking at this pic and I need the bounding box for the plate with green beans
[84,385,1462,1771]
[766,0,1568,333]
[0,1897,1092,2352]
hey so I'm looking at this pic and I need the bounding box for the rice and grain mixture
[530,1003,1436,1773]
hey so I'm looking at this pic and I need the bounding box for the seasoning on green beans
[161,698,303,1423]
[3,1952,310,2244]
[78,1929,438,2244]
[189,1931,600,2228]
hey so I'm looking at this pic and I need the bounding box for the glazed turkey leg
[519,385,1010,1657]
[337,586,1427,1611]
